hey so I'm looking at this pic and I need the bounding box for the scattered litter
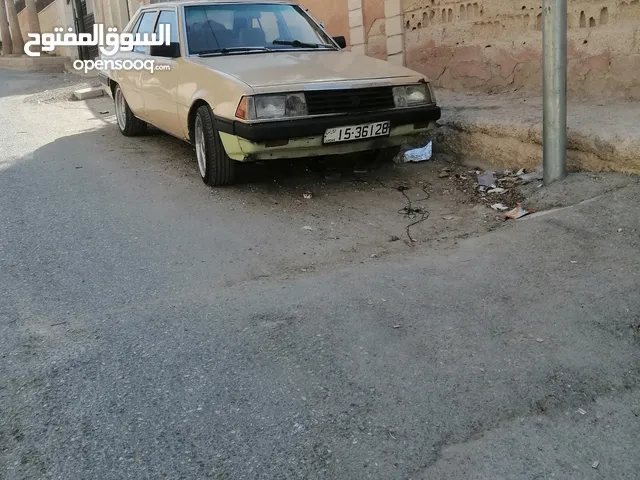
[487,187,507,194]
[442,215,455,220]
[353,169,368,174]
[535,337,544,343]
[519,172,543,184]
[498,176,519,184]
[50,321,67,327]
[388,235,400,242]
[491,203,509,211]
[477,171,496,187]
[388,431,396,439]
[591,461,599,470]
[516,168,526,176]
[302,192,313,199]
[571,260,578,264]
[393,325,402,329]
[370,253,378,258]
[403,141,432,162]
[74,165,83,169]
[301,225,314,231]
[503,203,536,220]
[301,268,308,272]
[617,228,623,233]
[99,110,109,114]
[578,408,587,415]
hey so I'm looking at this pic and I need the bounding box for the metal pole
[542,0,567,185]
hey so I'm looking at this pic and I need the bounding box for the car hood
[192,50,423,89]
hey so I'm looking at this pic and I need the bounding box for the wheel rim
[195,116,206,178]
[115,88,127,130]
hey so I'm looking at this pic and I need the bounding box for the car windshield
[184,3,336,55]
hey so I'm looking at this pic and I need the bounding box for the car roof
[144,0,297,8]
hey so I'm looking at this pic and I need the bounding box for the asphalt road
[1,70,639,480]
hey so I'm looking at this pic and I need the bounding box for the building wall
[363,0,386,58]
[401,0,640,99]
[301,0,351,44]
[93,0,130,30]
[17,0,77,58]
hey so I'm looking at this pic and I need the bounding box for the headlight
[236,93,308,120]
[392,84,432,107]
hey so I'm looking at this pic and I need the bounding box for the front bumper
[213,104,441,143]
[218,121,438,161]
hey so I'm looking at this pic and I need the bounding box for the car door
[118,10,159,119]
[139,9,182,137]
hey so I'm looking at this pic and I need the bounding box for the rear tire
[114,84,147,136]
[194,104,236,186]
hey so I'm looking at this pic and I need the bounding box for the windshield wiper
[197,46,273,57]
[272,39,334,49]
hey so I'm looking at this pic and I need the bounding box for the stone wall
[301,0,351,44]
[364,0,386,58]
[401,0,640,99]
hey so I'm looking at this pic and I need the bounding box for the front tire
[114,85,147,137]
[194,105,236,186]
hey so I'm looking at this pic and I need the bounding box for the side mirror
[150,42,180,58]
[332,36,346,49]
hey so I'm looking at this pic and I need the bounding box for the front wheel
[113,85,147,136]
[194,105,236,186]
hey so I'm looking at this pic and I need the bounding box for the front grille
[305,87,395,115]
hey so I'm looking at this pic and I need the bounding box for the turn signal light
[235,96,249,119]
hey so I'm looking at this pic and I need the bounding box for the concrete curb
[431,91,640,174]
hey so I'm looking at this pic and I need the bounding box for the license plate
[323,121,390,144]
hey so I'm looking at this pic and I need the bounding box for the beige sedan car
[101,0,441,186]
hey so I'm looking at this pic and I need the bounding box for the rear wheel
[194,105,236,186]
[114,85,147,136]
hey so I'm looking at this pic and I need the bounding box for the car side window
[134,11,159,54]
[155,10,179,44]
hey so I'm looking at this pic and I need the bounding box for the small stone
[617,228,623,233]
[535,337,544,343]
